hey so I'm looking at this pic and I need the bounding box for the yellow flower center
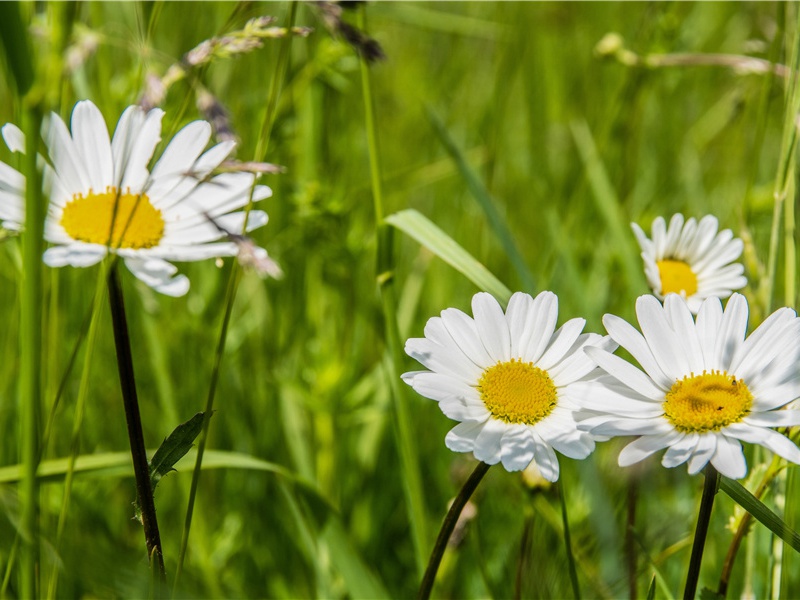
[657,259,698,296]
[663,371,752,433]
[60,187,164,250]
[478,359,557,425]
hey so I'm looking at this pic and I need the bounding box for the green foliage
[0,2,799,598]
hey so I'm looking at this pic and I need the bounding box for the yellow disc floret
[657,259,698,296]
[663,371,752,433]
[60,187,164,249]
[478,359,557,425]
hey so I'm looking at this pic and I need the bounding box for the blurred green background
[0,2,797,598]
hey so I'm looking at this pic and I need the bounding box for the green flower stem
[107,264,166,582]
[359,5,429,576]
[47,271,107,600]
[173,265,240,589]
[174,4,298,589]
[558,480,581,600]
[19,104,44,600]
[684,465,719,600]
[418,461,491,600]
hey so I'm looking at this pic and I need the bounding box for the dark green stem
[107,265,166,582]
[684,465,719,600]
[418,461,491,600]
[558,480,581,600]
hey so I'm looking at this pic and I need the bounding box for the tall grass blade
[426,108,535,293]
[386,209,512,304]
[719,476,800,553]
[570,120,644,295]
[360,5,429,577]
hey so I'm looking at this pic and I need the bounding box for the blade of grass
[175,3,298,587]
[570,119,645,296]
[385,209,512,304]
[719,476,800,553]
[426,107,535,293]
[359,5,429,577]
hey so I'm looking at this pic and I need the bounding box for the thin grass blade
[386,209,512,304]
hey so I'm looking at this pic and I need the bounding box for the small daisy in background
[403,291,615,481]
[578,293,800,479]
[632,213,747,314]
[0,99,276,296]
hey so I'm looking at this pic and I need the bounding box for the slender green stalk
[765,5,800,312]
[107,264,166,582]
[47,270,107,599]
[359,5,429,576]
[418,462,491,600]
[558,480,581,600]
[174,4,298,588]
[19,104,44,600]
[684,466,719,600]
[173,265,240,589]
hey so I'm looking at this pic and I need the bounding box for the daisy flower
[578,293,800,479]
[632,213,746,313]
[402,291,615,481]
[0,100,273,296]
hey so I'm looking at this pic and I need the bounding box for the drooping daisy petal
[631,213,747,313]
[404,290,610,476]
[0,100,277,296]
[580,293,800,479]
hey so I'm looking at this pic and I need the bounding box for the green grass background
[0,2,797,598]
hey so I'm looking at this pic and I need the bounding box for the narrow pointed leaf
[385,208,512,304]
[427,107,535,292]
[148,412,207,491]
[719,476,800,553]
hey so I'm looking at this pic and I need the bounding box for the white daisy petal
[472,292,511,362]
[687,434,717,474]
[43,243,106,267]
[445,421,485,453]
[661,433,699,468]
[499,427,535,471]
[123,256,190,297]
[531,432,560,482]
[537,318,586,371]
[71,100,113,190]
[584,346,665,400]
[725,423,800,464]
[710,435,747,479]
[636,294,690,378]
[618,431,682,466]
[602,313,671,388]
[518,291,558,364]
[440,307,493,368]
[2,123,25,153]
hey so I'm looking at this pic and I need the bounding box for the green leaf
[646,575,656,600]
[0,2,35,95]
[385,208,512,304]
[719,476,800,553]
[148,412,207,491]
[323,519,391,599]
[569,120,645,295]
[426,107,535,293]
[699,587,724,600]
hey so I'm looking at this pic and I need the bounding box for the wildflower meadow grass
[1,2,800,599]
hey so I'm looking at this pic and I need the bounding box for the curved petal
[123,255,189,297]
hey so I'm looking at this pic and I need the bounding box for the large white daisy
[0,100,272,296]
[402,291,615,481]
[632,213,746,313]
[577,293,800,479]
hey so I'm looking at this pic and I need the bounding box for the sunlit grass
[0,2,798,598]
